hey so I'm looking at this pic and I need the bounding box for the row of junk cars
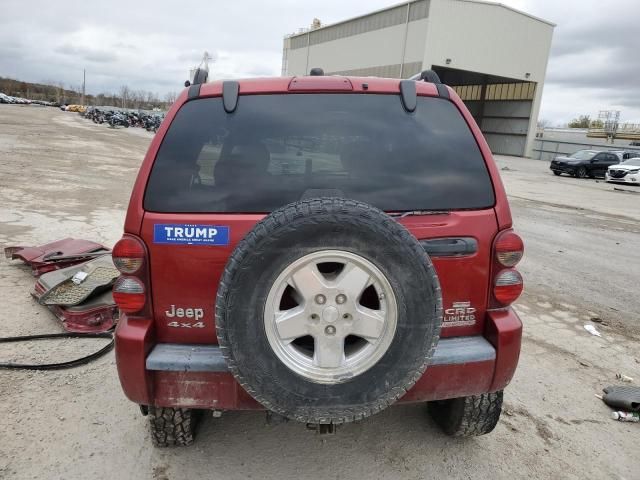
[58,104,165,132]
[550,149,640,186]
[0,92,55,106]
[1,92,165,132]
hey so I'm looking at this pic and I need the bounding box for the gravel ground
[0,105,638,480]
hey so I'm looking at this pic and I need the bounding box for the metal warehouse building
[282,0,555,157]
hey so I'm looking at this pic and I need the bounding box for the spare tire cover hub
[264,249,398,384]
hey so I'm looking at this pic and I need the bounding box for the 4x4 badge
[443,301,476,327]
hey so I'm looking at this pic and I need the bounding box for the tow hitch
[306,423,337,435]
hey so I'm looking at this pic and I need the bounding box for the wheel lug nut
[336,294,346,304]
[325,325,336,336]
[315,294,326,305]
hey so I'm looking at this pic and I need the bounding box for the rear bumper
[115,308,522,409]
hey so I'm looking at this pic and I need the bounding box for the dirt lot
[1,105,638,480]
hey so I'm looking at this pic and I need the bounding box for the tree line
[567,115,604,129]
[538,115,606,129]
[0,77,177,110]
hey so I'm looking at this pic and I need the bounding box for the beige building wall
[282,0,554,157]
[423,0,554,156]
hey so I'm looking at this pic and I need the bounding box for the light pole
[81,69,86,106]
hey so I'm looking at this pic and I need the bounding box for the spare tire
[215,198,442,424]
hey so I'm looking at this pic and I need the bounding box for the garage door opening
[432,66,536,157]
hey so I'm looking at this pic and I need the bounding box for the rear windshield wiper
[387,210,450,219]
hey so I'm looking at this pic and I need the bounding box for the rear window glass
[144,94,495,213]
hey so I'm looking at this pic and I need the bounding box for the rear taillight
[113,277,146,313]
[494,269,524,305]
[495,231,524,267]
[112,235,149,315]
[491,230,524,308]
[113,237,145,274]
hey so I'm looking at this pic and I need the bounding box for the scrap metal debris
[37,257,119,307]
[4,238,110,276]
[6,238,118,333]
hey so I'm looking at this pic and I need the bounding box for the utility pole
[81,69,86,106]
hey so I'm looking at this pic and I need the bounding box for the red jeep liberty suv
[113,70,524,446]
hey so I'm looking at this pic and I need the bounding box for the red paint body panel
[32,283,118,333]
[117,75,521,410]
[400,361,494,403]
[141,209,496,344]
[115,307,522,408]
[4,238,109,276]
[115,315,155,404]
[149,362,495,410]
[153,372,260,410]
[485,308,523,391]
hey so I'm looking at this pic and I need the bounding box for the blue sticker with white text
[153,224,230,246]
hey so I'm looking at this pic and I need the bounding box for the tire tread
[148,407,196,447]
[430,391,503,437]
[216,198,442,424]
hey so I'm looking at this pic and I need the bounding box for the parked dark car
[550,150,620,178]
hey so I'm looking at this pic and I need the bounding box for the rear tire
[148,407,198,447]
[429,391,503,437]
[576,166,588,178]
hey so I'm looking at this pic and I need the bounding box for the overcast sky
[1,0,638,124]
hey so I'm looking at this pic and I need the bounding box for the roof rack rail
[192,67,208,85]
[408,70,449,99]
[408,69,442,83]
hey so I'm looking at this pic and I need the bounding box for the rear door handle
[419,237,478,257]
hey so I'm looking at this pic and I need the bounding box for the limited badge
[442,301,476,327]
[153,224,230,245]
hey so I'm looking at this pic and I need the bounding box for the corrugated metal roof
[285,0,554,40]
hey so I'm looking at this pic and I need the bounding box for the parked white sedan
[606,158,640,185]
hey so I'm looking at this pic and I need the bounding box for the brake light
[113,236,145,274]
[112,234,150,316]
[495,231,524,267]
[491,230,524,308]
[113,277,146,313]
[494,269,524,305]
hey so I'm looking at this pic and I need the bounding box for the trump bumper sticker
[153,224,230,246]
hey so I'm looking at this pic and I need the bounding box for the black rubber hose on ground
[0,331,114,370]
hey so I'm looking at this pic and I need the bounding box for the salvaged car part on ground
[5,238,119,334]
[32,256,119,333]
[5,238,110,276]
[36,256,119,307]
